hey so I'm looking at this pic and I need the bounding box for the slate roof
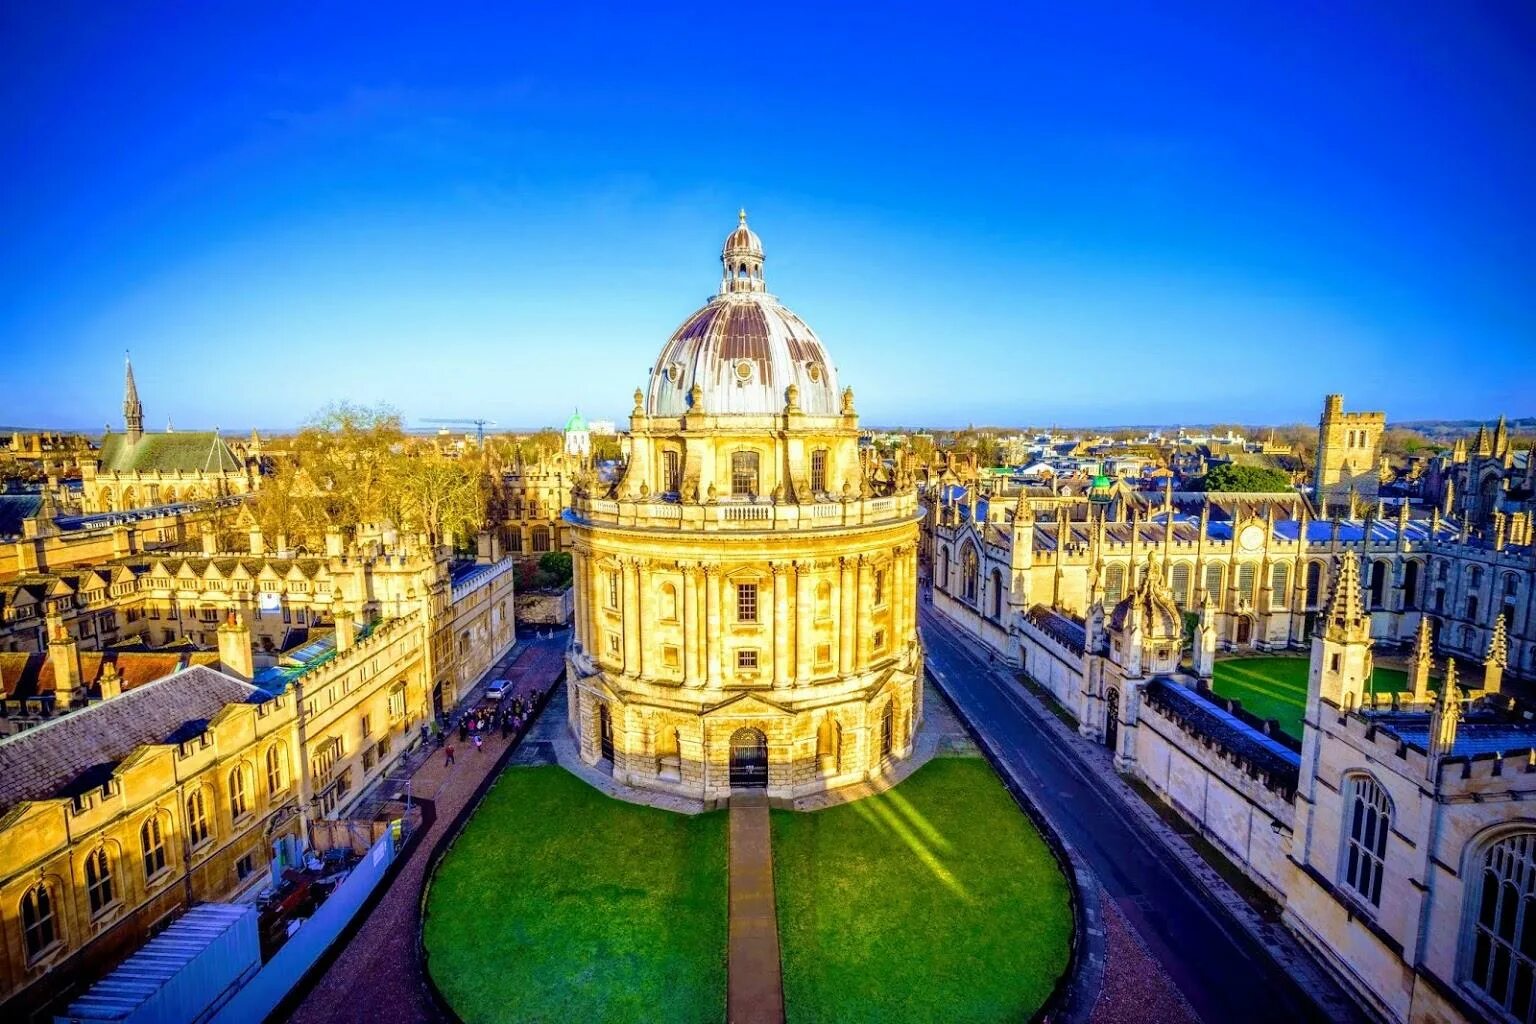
[0,494,42,537]
[1365,708,1536,758]
[1143,678,1301,794]
[0,665,263,815]
[97,432,241,474]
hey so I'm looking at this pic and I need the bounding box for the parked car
[485,679,512,700]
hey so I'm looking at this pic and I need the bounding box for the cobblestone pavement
[282,633,568,1024]
[1089,888,1200,1024]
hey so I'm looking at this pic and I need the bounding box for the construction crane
[419,418,496,445]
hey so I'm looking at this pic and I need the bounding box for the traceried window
[961,545,979,604]
[989,569,1003,621]
[85,846,114,915]
[531,526,551,553]
[1466,830,1536,1022]
[1368,561,1387,610]
[1236,563,1257,604]
[1104,564,1126,607]
[1402,561,1420,610]
[737,582,758,623]
[810,449,827,493]
[1204,564,1224,603]
[187,790,210,846]
[1171,563,1192,608]
[731,451,759,497]
[1269,563,1289,608]
[141,816,168,879]
[267,745,287,795]
[229,766,249,821]
[1341,774,1390,907]
[21,883,57,959]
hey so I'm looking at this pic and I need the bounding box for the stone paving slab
[727,792,786,1024]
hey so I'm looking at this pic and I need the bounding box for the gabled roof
[0,650,222,701]
[0,664,262,815]
[98,431,241,474]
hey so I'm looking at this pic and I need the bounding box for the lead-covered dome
[646,212,841,417]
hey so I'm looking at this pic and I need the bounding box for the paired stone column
[572,552,588,651]
[794,561,812,684]
[706,565,723,688]
[772,562,790,687]
[684,564,703,688]
[838,556,856,674]
[622,558,641,676]
[856,555,872,672]
[635,559,650,678]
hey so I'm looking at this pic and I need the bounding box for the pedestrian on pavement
[474,734,484,753]
[458,720,468,742]
[445,745,456,766]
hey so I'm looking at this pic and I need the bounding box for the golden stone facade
[564,214,923,804]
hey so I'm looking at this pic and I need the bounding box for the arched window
[938,548,950,593]
[1236,563,1257,605]
[731,451,759,497]
[1306,561,1323,608]
[1269,563,1289,608]
[1368,561,1387,610]
[990,569,1004,621]
[141,816,168,879]
[1104,564,1126,607]
[531,526,551,553]
[1204,563,1224,604]
[507,530,523,553]
[816,714,842,773]
[85,846,114,915]
[1402,561,1420,610]
[187,789,210,847]
[660,583,678,623]
[21,883,57,959]
[228,766,249,821]
[1465,830,1536,1021]
[1469,594,1481,623]
[1470,565,1484,591]
[1170,563,1192,608]
[961,545,979,604]
[267,744,287,795]
[1342,774,1391,907]
[1505,572,1521,600]
[1437,559,1450,583]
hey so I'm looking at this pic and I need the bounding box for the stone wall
[516,586,573,626]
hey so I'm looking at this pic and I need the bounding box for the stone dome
[1107,568,1182,638]
[646,212,841,417]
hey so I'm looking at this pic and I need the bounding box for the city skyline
[4,5,1534,429]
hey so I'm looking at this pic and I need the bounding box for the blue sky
[2,3,1532,431]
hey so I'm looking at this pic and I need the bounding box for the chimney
[99,660,122,701]
[47,612,82,709]
[334,604,357,651]
[217,609,254,681]
[249,526,265,556]
[275,533,291,559]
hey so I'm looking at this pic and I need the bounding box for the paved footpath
[727,792,786,1024]
[920,604,1366,1024]
[283,634,568,1024]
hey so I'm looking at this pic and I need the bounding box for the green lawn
[423,766,728,1024]
[772,756,1073,1024]
[1212,657,1412,740]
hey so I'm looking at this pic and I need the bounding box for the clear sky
[2,3,1533,432]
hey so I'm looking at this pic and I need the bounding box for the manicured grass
[1212,657,1412,740]
[772,756,1073,1024]
[423,766,727,1024]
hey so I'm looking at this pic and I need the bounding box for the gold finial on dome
[739,207,747,224]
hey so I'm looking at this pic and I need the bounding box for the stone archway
[1104,687,1120,752]
[729,727,767,789]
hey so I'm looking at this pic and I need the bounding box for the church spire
[123,351,144,444]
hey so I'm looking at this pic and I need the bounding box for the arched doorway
[598,703,613,761]
[880,703,894,759]
[1104,687,1120,752]
[729,728,767,789]
[1235,616,1253,646]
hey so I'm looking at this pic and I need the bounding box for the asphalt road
[920,604,1360,1024]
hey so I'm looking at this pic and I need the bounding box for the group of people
[441,687,542,766]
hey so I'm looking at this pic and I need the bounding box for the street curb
[924,665,1105,1024]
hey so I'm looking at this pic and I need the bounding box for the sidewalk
[283,635,568,1024]
[727,792,786,1024]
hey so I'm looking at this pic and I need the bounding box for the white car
[484,679,512,700]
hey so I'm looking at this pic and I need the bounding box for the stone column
[590,558,606,666]
[772,562,790,687]
[571,552,586,651]
[893,545,908,650]
[839,556,856,674]
[705,565,722,688]
[856,555,872,672]
[795,561,812,684]
[683,564,702,688]
[622,558,640,676]
[636,559,650,678]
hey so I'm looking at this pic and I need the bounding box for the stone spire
[1485,614,1509,695]
[123,351,144,445]
[1409,616,1434,702]
[1494,414,1509,458]
[1428,659,1461,770]
[1320,550,1370,644]
[1474,423,1492,457]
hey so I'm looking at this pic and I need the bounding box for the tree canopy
[1198,463,1294,493]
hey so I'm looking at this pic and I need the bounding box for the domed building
[563,212,923,804]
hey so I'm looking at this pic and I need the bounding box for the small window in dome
[735,360,753,382]
[667,363,681,384]
[807,363,822,383]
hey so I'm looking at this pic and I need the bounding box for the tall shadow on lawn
[849,787,971,904]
